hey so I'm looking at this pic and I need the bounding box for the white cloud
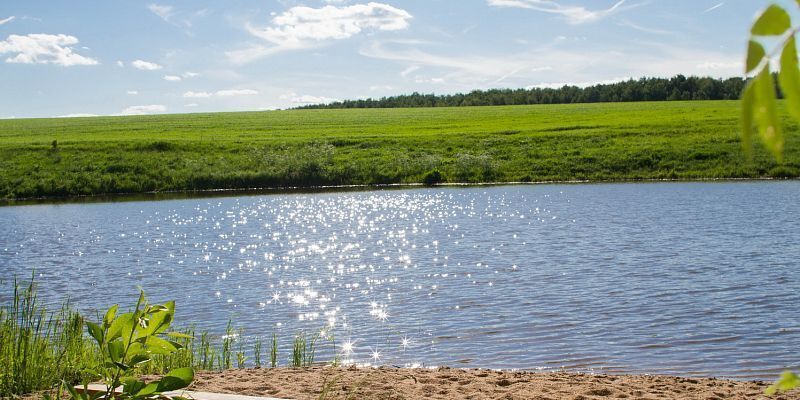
[182,71,200,78]
[57,113,99,118]
[163,75,182,81]
[119,104,166,115]
[183,91,212,98]
[527,77,630,89]
[184,103,199,107]
[0,16,15,25]
[147,4,174,22]
[228,2,412,63]
[184,89,258,98]
[116,60,124,67]
[487,0,628,24]
[131,59,162,70]
[697,60,740,71]
[0,34,98,66]
[289,94,340,104]
[127,90,139,95]
[216,89,258,97]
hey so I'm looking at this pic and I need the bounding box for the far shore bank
[178,367,795,400]
[1,177,796,206]
[3,102,798,202]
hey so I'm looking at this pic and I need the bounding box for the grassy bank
[1,101,798,200]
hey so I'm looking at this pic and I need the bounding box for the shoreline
[183,366,796,400]
[1,177,796,207]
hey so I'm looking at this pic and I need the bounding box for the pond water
[1,182,799,379]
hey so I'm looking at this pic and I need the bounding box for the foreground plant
[741,2,800,161]
[65,291,194,400]
[743,2,800,395]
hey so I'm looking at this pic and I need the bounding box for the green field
[0,100,798,200]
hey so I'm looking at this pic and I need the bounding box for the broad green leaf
[129,353,151,366]
[122,378,145,396]
[135,382,159,397]
[107,313,134,342]
[167,332,194,339]
[107,340,124,362]
[144,335,179,355]
[138,308,173,337]
[127,341,145,358]
[779,36,800,121]
[103,304,118,328]
[746,40,766,73]
[741,79,756,158]
[156,367,194,392]
[752,68,785,161]
[766,371,800,395]
[86,321,104,345]
[751,5,791,36]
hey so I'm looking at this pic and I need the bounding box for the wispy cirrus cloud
[183,89,258,98]
[0,34,98,66]
[703,3,724,14]
[0,16,15,25]
[147,4,174,22]
[227,2,413,64]
[487,0,629,24]
[360,39,743,89]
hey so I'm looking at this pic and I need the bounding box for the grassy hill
[0,100,797,200]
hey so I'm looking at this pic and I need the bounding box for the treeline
[299,75,747,109]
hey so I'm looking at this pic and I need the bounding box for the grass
[0,277,331,397]
[0,277,98,398]
[0,100,798,200]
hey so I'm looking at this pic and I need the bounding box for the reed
[253,337,263,368]
[270,333,279,368]
[0,277,98,398]
[292,332,319,367]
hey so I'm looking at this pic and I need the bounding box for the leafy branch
[742,3,800,163]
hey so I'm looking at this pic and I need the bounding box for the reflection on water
[1,182,799,379]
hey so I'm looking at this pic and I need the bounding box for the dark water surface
[1,182,798,379]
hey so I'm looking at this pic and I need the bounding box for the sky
[0,0,791,118]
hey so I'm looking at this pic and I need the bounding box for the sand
[186,367,800,400]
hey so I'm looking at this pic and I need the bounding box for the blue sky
[0,1,788,118]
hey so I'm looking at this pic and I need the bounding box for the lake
[1,182,798,379]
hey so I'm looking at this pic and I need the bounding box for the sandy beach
[185,367,799,400]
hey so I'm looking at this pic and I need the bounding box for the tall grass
[0,277,98,398]
[292,332,319,368]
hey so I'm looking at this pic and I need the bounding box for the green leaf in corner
[766,371,800,395]
[751,5,791,36]
[779,36,800,122]
[741,79,756,158]
[752,68,785,162]
[746,40,766,74]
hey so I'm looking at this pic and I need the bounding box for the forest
[299,75,749,109]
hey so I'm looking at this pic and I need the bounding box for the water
[1,182,799,379]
